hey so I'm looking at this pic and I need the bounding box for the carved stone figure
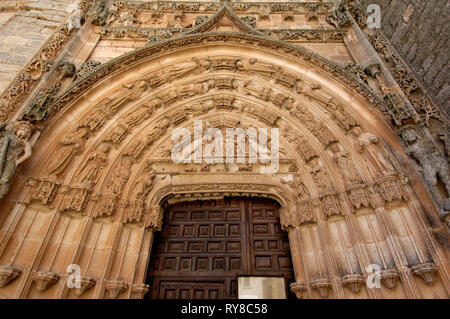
[105,157,134,195]
[123,103,155,127]
[309,157,334,194]
[281,174,309,199]
[0,121,34,198]
[118,11,139,27]
[312,122,337,148]
[238,80,272,101]
[352,127,395,178]
[165,58,210,82]
[168,11,188,28]
[75,144,110,185]
[290,102,318,129]
[107,80,149,115]
[401,126,450,203]
[77,100,114,132]
[178,79,216,98]
[147,118,171,146]
[132,169,156,201]
[330,143,361,186]
[236,58,278,79]
[44,127,90,179]
[327,102,358,132]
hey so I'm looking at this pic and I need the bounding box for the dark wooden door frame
[146,197,295,299]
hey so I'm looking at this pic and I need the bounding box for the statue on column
[75,144,111,186]
[44,127,90,179]
[352,127,395,179]
[330,143,361,186]
[132,169,156,201]
[400,125,450,205]
[0,121,34,198]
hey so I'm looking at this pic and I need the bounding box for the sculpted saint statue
[290,102,318,129]
[178,79,216,98]
[309,157,334,194]
[147,118,170,146]
[75,144,110,185]
[401,126,450,203]
[281,174,310,199]
[236,58,278,79]
[132,169,156,201]
[105,157,134,195]
[107,80,149,114]
[0,121,34,198]
[165,58,210,82]
[330,143,361,186]
[352,127,395,178]
[44,127,90,179]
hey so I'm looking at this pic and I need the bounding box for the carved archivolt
[0,7,448,299]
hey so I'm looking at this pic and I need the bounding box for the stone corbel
[341,274,365,294]
[74,276,96,296]
[379,269,400,289]
[411,263,438,286]
[105,280,129,299]
[143,205,164,231]
[131,283,150,299]
[290,282,308,299]
[0,266,21,287]
[33,271,59,291]
[311,278,332,298]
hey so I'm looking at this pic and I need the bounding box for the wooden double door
[146,197,295,299]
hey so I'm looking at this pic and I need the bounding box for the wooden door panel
[147,198,294,299]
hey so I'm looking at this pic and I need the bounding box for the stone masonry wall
[0,0,73,94]
[360,0,450,116]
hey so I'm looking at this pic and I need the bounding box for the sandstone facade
[0,0,448,299]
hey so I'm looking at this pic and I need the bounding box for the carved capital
[105,280,129,299]
[411,263,438,286]
[74,276,96,296]
[379,269,400,289]
[0,266,21,287]
[131,283,150,299]
[342,274,365,293]
[290,282,308,299]
[33,271,59,291]
[311,278,332,298]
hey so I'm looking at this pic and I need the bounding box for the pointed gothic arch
[0,1,448,300]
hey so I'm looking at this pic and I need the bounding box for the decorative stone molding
[311,278,332,298]
[411,263,438,286]
[111,1,333,15]
[49,34,388,121]
[131,283,150,299]
[76,61,102,79]
[0,266,21,288]
[290,282,308,299]
[375,173,408,204]
[25,177,60,205]
[105,280,129,299]
[0,0,96,122]
[33,271,59,292]
[379,269,400,289]
[74,276,96,297]
[341,274,365,294]
[439,198,450,228]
